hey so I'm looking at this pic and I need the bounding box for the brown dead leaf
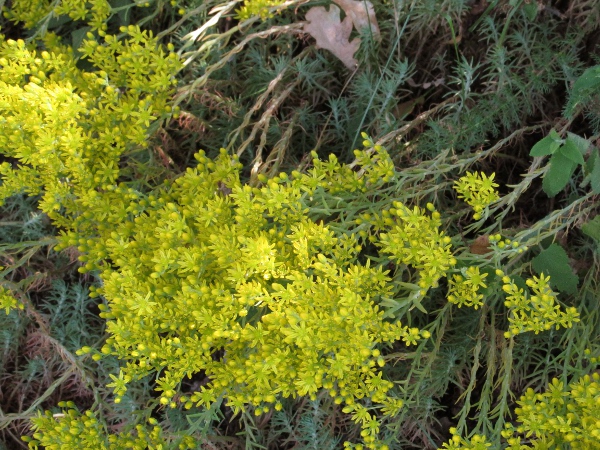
[394,95,425,120]
[470,234,492,255]
[304,0,380,69]
[333,0,380,40]
[304,4,360,69]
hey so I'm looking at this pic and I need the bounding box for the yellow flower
[454,171,500,220]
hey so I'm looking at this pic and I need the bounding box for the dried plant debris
[303,0,380,69]
[334,0,380,39]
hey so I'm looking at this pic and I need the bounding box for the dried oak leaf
[333,0,380,40]
[470,234,492,255]
[304,4,359,69]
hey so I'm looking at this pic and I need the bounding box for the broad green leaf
[542,152,576,197]
[559,138,585,165]
[530,136,560,157]
[71,26,92,54]
[585,147,598,175]
[47,13,72,29]
[581,147,599,188]
[581,216,600,245]
[571,65,600,96]
[532,244,579,294]
[591,154,600,194]
[566,132,590,154]
[522,2,537,21]
[565,65,600,117]
[110,0,133,26]
[549,129,562,141]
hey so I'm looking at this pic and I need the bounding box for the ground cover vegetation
[0,0,599,448]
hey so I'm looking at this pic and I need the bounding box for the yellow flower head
[454,171,500,220]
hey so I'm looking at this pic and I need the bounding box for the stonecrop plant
[3,0,164,32]
[1,114,583,447]
[0,26,181,236]
[1,0,598,448]
[23,401,197,450]
[0,284,23,314]
[503,370,600,448]
[499,271,580,338]
[453,171,500,221]
[62,139,574,449]
[235,0,288,20]
[441,361,600,450]
[71,142,433,449]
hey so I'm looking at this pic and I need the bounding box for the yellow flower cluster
[501,372,600,448]
[55,0,111,31]
[440,428,492,450]
[5,128,583,448]
[498,270,580,338]
[378,202,456,297]
[447,266,488,309]
[236,0,287,20]
[304,134,396,195]
[356,133,397,185]
[454,171,500,220]
[440,354,600,449]
[23,401,196,450]
[2,0,53,29]
[0,285,22,314]
[0,27,181,243]
[4,0,111,30]
[70,147,431,449]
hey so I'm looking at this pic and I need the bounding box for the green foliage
[581,215,600,247]
[532,244,579,295]
[583,145,600,194]
[529,131,587,198]
[564,65,600,120]
[268,397,342,449]
[529,62,600,198]
[529,131,563,157]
